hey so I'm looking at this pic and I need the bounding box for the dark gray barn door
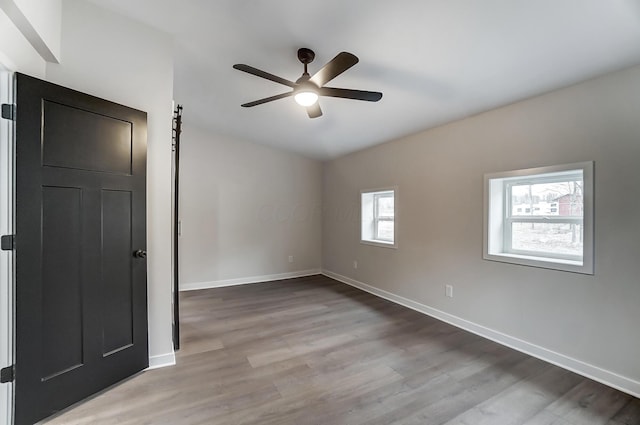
[14,73,148,425]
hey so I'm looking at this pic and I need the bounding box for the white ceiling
[87,0,640,160]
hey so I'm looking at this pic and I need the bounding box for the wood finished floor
[44,275,640,425]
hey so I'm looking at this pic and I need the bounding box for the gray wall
[322,65,640,392]
[179,125,322,288]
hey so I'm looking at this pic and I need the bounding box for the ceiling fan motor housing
[297,48,315,65]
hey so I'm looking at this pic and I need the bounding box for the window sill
[483,252,592,275]
[361,239,397,249]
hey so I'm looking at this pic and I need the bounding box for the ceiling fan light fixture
[294,90,318,107]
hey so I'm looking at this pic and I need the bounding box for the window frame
[503,171,583,262]
[373,191,394,243]
[361,187,397,248]
[483,162,594,274]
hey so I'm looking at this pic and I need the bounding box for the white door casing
[0,65,15,425]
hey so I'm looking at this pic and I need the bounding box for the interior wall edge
[321,269,640,399]
[180,269,322,292]
[0,0,60,63]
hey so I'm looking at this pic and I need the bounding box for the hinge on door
[1,103,15,121]
[1,234,14,251]
[0,365,14,383]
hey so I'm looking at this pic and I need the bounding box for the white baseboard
[322,269,640,398]
[147,351,176,370]
[180,269,321,291]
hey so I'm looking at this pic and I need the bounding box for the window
[484,162,593,274]
[361,188,396,247]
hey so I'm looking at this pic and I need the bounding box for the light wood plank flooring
[44,275,640,424]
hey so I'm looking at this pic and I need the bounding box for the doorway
[12,74,149,424]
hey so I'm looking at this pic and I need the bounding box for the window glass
[377,195,394,217]
[376,220,394,242]
[510,181,583,217]
[511,222,582,256]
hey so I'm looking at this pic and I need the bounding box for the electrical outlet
[353,260,358,269]
[288,255,294,263]
[445,285,453,298]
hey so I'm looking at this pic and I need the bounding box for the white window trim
[361,187,397,249]
[483,162,594,274]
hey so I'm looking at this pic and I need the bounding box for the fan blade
[241,92,293,107]
[233,64,296,88]
[319,87,383,102]
[309,52,359,87]
[307,102,322,119]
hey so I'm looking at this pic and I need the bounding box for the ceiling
[86,0,640,160]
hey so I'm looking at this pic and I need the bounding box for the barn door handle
[134,249,147,259]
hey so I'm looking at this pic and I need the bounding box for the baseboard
[322,269,640,398]
[147,351,176,370]
[180,269,322,291]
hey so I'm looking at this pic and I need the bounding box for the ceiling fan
[233,48,383,119]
